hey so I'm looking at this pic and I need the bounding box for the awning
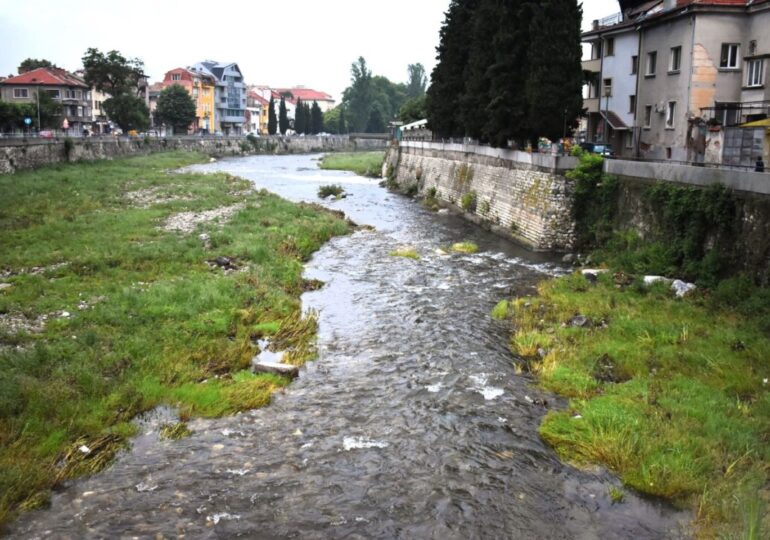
[599,110,629,130]
[740,118,770,128]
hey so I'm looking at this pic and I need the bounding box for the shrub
[318,184,345,199]
[461,191,477,212]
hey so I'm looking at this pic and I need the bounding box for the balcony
[582,57,601,73]
[584,97,599,113]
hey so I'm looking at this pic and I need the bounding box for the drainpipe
[685,14,696,162]
[634,26,643,158]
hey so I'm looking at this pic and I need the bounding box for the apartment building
[160,68,216,133]
[583,0,770,165]
[191,61,246,135]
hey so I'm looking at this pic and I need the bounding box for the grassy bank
[496,273,769,536]
[0,152,350,526]
[319,151,385,177]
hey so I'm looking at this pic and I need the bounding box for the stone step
[251,359,299,379]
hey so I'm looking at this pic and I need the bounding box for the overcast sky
[0,0,619,102]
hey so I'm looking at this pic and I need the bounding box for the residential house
[0,67,91,133]
[272,87,335,112]
[159,68,216,133]
[584,0,770,165]
[191,61,246,135]
[246,91,269,134]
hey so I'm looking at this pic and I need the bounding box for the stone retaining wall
[385,144,576,251]
[0,135,385,175]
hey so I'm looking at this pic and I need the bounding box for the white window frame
[720,43,740,69]
[605,37,615,57]
[646,51,657,76]
[172,73,181,81]
[746,59,764,87]
[666,101,676,128]
[13,88,29,98]
[46,89,61,99]
[669,46,682,72]
[603,78,613,97]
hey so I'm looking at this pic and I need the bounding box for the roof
[247,91,269,106]
[2,67,88,88]
[599,110,629,130]
[272,87,334,103]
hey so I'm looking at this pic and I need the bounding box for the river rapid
[11,154,691,539]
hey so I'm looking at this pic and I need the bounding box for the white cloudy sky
[0,0,619,101]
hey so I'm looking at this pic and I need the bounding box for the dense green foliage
[82,48,149,131]
[279,96,288,135]
[155,84,197,134]
[319,151,385,177]
[499,274,770,537]
[405,63,427,99]
[427,0,583,146]
[399,95,427,124]
[17,58,58,73]
[311,101,323,134]
[0,152,351,526]
[0,91,62,131]
[323,105,347,134]
[295,98,306,134]
[268,96,277,135]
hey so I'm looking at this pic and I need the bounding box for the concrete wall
[387,144,576,251]
[0,135,386,175]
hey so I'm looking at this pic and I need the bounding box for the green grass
[497,272,770,537]
[0,151,351,527]
[389,247,420,260]
[319,151,385,177]
[450,242,479,254]
[318,184,345,199]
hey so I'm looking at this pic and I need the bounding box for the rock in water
[251,359,299,378]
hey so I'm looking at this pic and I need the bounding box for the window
[603,78,613,97]
[605,37,614,57]
[625,132,634,149]
[77,106,83,117]
[631,55,638,75]
[45,89,61,99]
[646,51,657,76]
[629,95,636,114]
[669,46,681,72]
[74,90,81,99]
[644,105,652,127]
[13,88,29,98]
[172,73,181,81]
[720,43,740,69]
[747,59,764,87]
[591,41,603,60]
[666,101,676,128]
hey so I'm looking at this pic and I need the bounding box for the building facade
[583,0,770,164]
[191,61,246,135]
[0,67,91,133]
[159,68,216,133]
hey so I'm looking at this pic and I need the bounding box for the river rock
[580,268,607,282]
[251,359,299,378]
[643,275,671,286]
[569,314,591,328]
[671,279,696,298]
[0,283,12,291]
[562,253,576,264]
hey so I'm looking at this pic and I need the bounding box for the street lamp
[602,85,611,143]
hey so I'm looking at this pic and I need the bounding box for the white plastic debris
[643,275,671,286]
[78,445,91,454]
[671,279,696,298]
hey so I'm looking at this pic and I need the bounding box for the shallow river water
[12,154,691,539]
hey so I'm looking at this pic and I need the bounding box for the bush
[460,191,477,212]
[318,184,345,199]
[63,137,74,160]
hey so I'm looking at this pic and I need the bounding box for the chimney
[592,19,599,30]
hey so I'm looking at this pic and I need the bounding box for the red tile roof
[248,92,269,106]
[2,67,88,88]
[273,87,333,103]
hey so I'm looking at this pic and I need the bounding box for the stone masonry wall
[0,135,385,175]
[386,145,576,251]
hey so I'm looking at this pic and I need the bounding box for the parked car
[38,130,54,139]
[579,142,615,157]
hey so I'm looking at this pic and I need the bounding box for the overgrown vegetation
[389,247,420,260]
[460,191,477,212]
[0,152,351,527]
[496,272,770,536]
[568,149,744,286]
[450,241,479,254]
[319,151,385,177]
[317,184,346,199]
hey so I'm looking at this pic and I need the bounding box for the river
[11,154,690,539]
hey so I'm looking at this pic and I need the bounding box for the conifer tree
[460,0,497,142]
[295,98,305,134]
[311,101,323,134]
[268,96,277,135]
[278,96,288,135]
[339,105,347,134]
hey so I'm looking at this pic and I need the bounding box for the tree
[81,48,145,96]
[103,94,149,132]
[344,57,373,132]
[426,0,479,139]
[155,84,197,134]
[268,96,277,135]
[18,58,58,74]
[399,95,427,124]
[406,63,427,99]
[525,0,584,143]
[36,90,63,129]
[278,97,288,135]
[365,108,385,133]
[460,0,498,142]
[339,105,347,134]
[311,101,323,134]
[295,98,306,134]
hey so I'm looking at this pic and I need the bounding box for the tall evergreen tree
[311,101,323,134]
[344,57,373,132]
[525,0,584,142]
[460,0,498,142]
[267,96,277,135]
[483,1,534,147]
[426,0,479,139]
[406,63,427,99]
[295,98,305,134]
[278,97,288,135]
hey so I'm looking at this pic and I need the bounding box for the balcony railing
[584,98,599,113]
[582,58,601,73]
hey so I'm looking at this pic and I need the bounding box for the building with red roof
[0,67,92,133]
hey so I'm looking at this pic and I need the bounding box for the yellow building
[195,74,216,134]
